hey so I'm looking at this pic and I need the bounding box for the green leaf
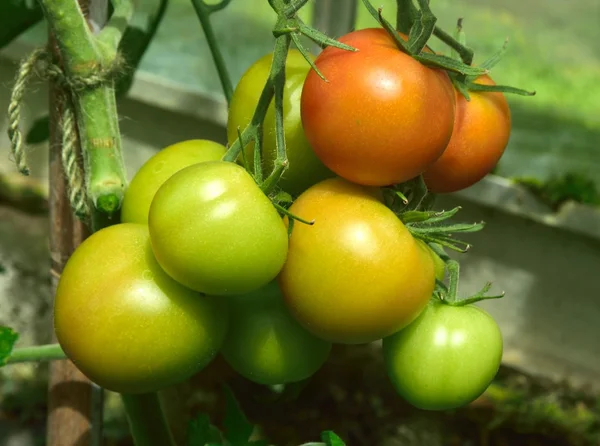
[26,115,50,144]
[0,327,19,366]
[414,53,487,76]
[186,414,223,446]
[321,431,346,446]
[0,0,43,50]
[223,386,254,446]
[115,0,168,97]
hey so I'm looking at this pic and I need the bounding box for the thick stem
[6,344,66,364]
[121,393,177,446]
[191,0,234,103]
[38,0,128,216]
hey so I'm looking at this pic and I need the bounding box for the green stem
[121,393,177,446]
[191,0,234,104]
[395,0,417,34]
[433,25,474,65]
[260,33,291,195]
[97,0,135,55]
[38,0,128,217]
[5,343,66,364]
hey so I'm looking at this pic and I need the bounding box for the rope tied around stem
[7,47,124,220]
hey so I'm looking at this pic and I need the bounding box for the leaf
[186,413,223,446]
[115,0,168,97]
[26,115,50,144]
[0,327,19,366]
[0,0,43,50]
[223,385,254,446]
[321,431,346,446]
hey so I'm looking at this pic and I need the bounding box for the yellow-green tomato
[121,139,226,224]
[222,280,331,385]
[148,161,289,295]
[54,223,228,394]
[383,300,503,410]
[227,50,334,196]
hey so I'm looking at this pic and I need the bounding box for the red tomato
[423,75,511,193]
[301,28,455,187]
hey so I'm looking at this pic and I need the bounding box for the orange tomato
[278,177,435,344]
[301,28,456,187]
[423,75,511,193]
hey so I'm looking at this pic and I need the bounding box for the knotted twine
[7,48,122,220]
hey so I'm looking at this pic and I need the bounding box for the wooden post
[46,1,106,444]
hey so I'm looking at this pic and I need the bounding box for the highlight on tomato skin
[278,177,435,345]
[53,223,229,394]
[221,280,332,386]
[300,27,456,187]
[423,75,512,193]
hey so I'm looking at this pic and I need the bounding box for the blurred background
[0,0,599,445]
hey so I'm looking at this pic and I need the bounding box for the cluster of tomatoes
[54,27,505,411]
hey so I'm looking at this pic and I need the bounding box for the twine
[7,48,122,219]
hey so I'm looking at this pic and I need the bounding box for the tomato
[148,161,288,295]
[121,139,226,224]
[383,300,503,410]
[227,50,334,196]
[222,280,331,385]
[301,28,455,187]
[278,177,435,344]
[416,240,446,282]
[54,224,228,394]
[423,75,511,193]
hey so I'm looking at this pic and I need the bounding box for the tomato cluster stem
[190,0,234,104]
[220,0,355,202]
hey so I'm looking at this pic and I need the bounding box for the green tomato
[383,300,503,410]
[54,223,228,394]
[222,280,331,385]
[121,139,226,224]
[148,161,288,295]
[227,50,334,196]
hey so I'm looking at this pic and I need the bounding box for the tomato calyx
[428,243,505,307]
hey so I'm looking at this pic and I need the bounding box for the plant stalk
[191,0,234,104]
[38,0,128,216]
[121,393,177,446]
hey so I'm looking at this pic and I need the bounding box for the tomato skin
[423,75,511,193]
[222,280,331,385]
[383,300,503,410]
[279,177,435,344]
[54,224,228,394]
[148,161,288,296]
[301,28,455,187]
[228,50,334,196]
[121,140,226,224]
